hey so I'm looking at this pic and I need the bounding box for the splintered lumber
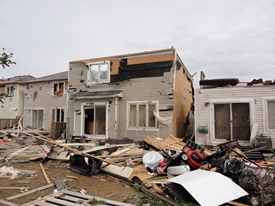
[144,135,185,151]
[21,129,117,166]
[6,183,55,200]
[40,163,51,184]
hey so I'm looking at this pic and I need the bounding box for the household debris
[0,129,275,205]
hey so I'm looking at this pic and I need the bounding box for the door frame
[81,102,108,139]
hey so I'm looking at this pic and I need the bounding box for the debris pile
[1,128,275,206]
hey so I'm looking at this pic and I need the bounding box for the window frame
[263,97,275,132]
[86,61,111,84]
[5,84,14,97]
[126,101,159,131]
[210,99,254,144]
[31,109,44,129]
[52,81,65,96]
[51,108,66,123]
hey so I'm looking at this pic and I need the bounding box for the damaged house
[0,75,35,129]
[195,73,275,149]
[67,48,194,141]
[23,71,68,139]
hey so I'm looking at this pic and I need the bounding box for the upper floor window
[87,61,110,84]
[53,82,64,96]
[5,85,14,97]
[127,101,158,130]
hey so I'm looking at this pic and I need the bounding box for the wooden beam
[21,129,117,165]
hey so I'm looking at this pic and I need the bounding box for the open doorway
[84,104,106,137]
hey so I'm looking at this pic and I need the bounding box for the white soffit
[168,169,248,206]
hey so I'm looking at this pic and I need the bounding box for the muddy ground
[0,160,140,205]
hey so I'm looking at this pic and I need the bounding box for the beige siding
[195,86,275,148]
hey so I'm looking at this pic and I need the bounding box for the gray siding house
[23,71,68,138]
[195,77,275,148]
[67,48,194,141]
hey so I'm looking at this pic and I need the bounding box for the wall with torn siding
[68,62,175,141]
[23,81,67,131]
[68,49,193,141]
[195,86,275,148]
[174,66,193,138]
[0,83,24,119]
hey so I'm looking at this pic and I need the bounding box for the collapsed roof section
[199,71,275,88]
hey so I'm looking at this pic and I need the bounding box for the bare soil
[0,160,139,205]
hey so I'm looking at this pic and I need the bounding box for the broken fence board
[28,200,57,206]
[6,183,55,200]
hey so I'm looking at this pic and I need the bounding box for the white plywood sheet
[168,169,248,206]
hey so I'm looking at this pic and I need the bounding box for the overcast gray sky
[1,0,275,87]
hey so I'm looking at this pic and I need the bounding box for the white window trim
[126,101,159,131]
[50,107,66,123]
[52,81,65,96]
[31,108,45,129]
[262,97,275,133]
[80,102,109,139]
[209,99,254,144]
[86,61,111,84]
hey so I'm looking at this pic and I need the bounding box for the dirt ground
[0,160,139,205]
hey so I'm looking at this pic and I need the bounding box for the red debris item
[182,140,206,169]
[0,140,5,144]
[158,161,167,167]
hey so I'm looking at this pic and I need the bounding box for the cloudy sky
[1,0,274,87]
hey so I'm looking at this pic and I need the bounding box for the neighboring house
[195,75,275,148]
[67,48,194,141]
[23,71,68,139]
[0,75,35,129]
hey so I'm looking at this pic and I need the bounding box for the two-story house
[0,75,35,129]
[67,48,194,141]
[23,71,68,139]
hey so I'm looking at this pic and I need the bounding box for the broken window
[87,61,110,84]
[5,85,14,96]
[266,100,275,130]
[53,82,64,96]
[214,103,250,141]
[52,108,65,123]
[32,109,44,129]
[128,101,158,130]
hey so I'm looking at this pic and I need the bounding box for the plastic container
[142,151,164,168]
[167,165,190,175]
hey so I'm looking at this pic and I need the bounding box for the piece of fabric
[153,111,173,126]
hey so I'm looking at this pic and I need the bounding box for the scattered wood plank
[0,199,18,206]
[0,187,29,190]
[20,129,116,166]
[6,183,55,200]
[40,163,51,184]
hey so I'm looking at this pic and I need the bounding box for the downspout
[114,96,118,139]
